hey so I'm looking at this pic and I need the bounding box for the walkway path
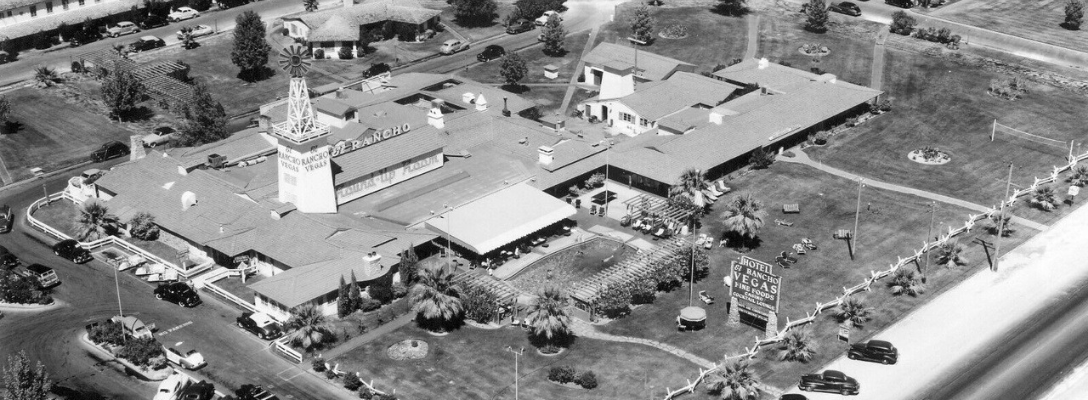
[780,150,1049,231]
[870,29,889,90]
[744,14,761,60]
[558,26,601,115]
[570,319,715,368]
[321,313,415,361]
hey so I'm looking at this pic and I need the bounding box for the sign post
[838,324,850,343]
[727,256,783,338]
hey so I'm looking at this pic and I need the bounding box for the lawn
[511,86,569,114]
[456,31,592,84]
[313,30,461,80]
[0,85,135,182]
[806,47,1088,213]
[32,199,182,262]
[594,161,1023,388]
[932,0,1088,53]
[438,1,518,41]
[331,323,701,400]
[506,237,634,294]
[594,6,749,72]
[756,11,878,86]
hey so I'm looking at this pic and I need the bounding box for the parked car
[140,15,169,30]
[178,380,215,400]
[885,0,915,7]
[168,7,200,22]
[153,372,190,400]
[535,10,561,26]
[506,19,534,34]
[0,50,10,64]
[779,395,809,400]
[798,370,860,395]
[0,204,11,233]
[52,239,92,264]
[128,35,166,54]
[154,282,202,307]
[106,21,140,38]
[829,1,862,16]
[216,0,250,9]
[0,246,19,269]
[235,384,279,400]
[163,342,207,370]
[848,339,899,364]
[143,126,176,147]
[111,315,156,339]
[90,141,130,162]
[439,39,470,55]
[14,264,60,289]
[236,312,284,339]
[477,45,505,62]
[176,24,214,40]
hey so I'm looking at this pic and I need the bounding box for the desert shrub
[314,48,325,59]
[890,11,916,35]
[312,356,327,372]
[338,45,354,60]
[989,76,1027,100]
[117,337,164,368]
[343,372,363,390]
[576,371,598,389]
[89,321,125,346]
[548,365,576,383]
[358,297,382,312]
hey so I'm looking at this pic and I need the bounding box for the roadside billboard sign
[729,256,782,313]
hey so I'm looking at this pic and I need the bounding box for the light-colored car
[142,126,176,147]
[163,342,206,370]
[168,7,200,22]
[176,24,214,40]
[106,21,140,38]
[535,10,561,26]
[110,315,155,339]
[153,371,190,400]
[439,39,470,55]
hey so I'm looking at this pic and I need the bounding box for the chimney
[758,57,769,69]
[427,103,444,129]
[502,96,510,117]
[129,135,146,161]
[475,93,488,111]
[363,252,382,276]
[335,88,347,99]
[709,109,724,125]
[538,145,554,165]
[181,191,197,210]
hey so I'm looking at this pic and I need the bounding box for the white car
[163,342,206,370]
[535,10,561,26]
[439,39,470,55]
[176,24,213,40]
[143,126,176,147]
[153,371,190,400]
[106,21,140,38]
[168,7,200,22]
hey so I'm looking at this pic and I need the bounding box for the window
[29,5,36,16]
[620,112,634,123]
[61,0,68,9]
[45,2,52,13]
[639,118,651,127]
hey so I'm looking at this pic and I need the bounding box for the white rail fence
[662,151,1088,399]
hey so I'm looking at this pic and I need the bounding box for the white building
[0,0,141,44]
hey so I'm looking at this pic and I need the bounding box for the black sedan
[799,370,859,395]
[477,45,506,62]
[127,35,166,54]
[237,312,284,340]
[848,339,899,364]
[52,239,92,263]
[139,15,169,30]
[90,141,130,162]
[0,204,12,233]
[154,282,202,307]
[178,380,215,400]
[0,246,19,269]
[829,2,862,16]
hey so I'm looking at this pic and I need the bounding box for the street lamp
[850,178,864,259]
[993,163,1014,272]
[443,203,452,265]
[505,346,525,400]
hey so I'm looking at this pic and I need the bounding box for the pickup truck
[798,370,860,395]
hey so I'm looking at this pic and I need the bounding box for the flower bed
[387,339,429,360]
[908,147,951,165]
[659,24,689,39]
[798,43,831,56]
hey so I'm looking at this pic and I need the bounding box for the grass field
[332,323,701,400]
[756,12,877,86]
[806,47,1088,211]
[932,0,1088,53]
[594,6,749,72]
[0,86,135,182]
[456,31,592,85]
[32,200,180,261]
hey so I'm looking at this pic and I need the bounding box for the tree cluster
[0,269,52,305]
[461,285,499,323]
[100,69,145,122]
[178,83,228,146]
[804,0,829,33]
[88,321,126,347]
[3,352,53,400]
[630,6,655,44]
[514,0,565,19]
[890,11,916,35]
[453,0,498,26]
[1065,0,1084,30]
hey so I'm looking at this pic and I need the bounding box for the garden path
[780,149,1049,231]
[744,14,761,60]
[558,26,601,115]
[870,29,889,90]
[322,313,415,361]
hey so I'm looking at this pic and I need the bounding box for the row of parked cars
[784,339,899,398]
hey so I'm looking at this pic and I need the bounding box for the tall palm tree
[302,0,319,12]
[777,329,817,362]
[408,263,463,331]
[936,240,969,268]
[721,194,767,243]
[1030,186,1058,211]
[704,359,761,400]
[285,304,333,351]
[1069,165,1088,187]
[526,287,571,345]
[669,168,708,208]
[888,269,925,297]
[76,200,120,241]
[837,295,872,328]
[34,65,58,88]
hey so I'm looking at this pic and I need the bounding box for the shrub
[314,48,325,59]
[594,283,632,319]
[358,297,382,312]
[1065,0,1084,30]
[375,394,398,400]
[782,150,796,158]
[629,276,657,305]
[391,281,408,298]
[576,371,598,389]
[338,45,354,60]
[189,0,213,11]
[749,146,775,169]
[462,285,499,323]
[661,24,688,38]
[89,321,125,346]
[585,172,606,188]
[890,11,916,35]
[128,212,160,240]
[358,387,375,399]
[368,63,390,77]
[368,275,395,303]
[989,76,1027,100]
[33,31,53,50]
[71,61,84,73]
[548,365,576,383]
[312,356,327,372]
[325,369,338,380]
[813,130,830,145]
[116,337,164,368]
[343,372,363,390]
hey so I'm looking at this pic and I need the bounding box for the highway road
[0,163,342,399]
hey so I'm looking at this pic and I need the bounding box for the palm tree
[704,359,761,400]
[669,168,708,208]
[721,194,767,246]
[525,287,571,345]
[408,263,463,331]
[34,65,58,88]
[76,200,120,241]
[302,0,319,12]
[1069,165,1088,187]
[836,295,872,328]
[987,211,1014,237]
[777,329,817,362]
[1030,186,1058,211]
[936,240,969,268]
[285,304,333,351]
[888,269,925,297]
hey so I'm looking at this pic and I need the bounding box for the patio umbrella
[679,306,706,322]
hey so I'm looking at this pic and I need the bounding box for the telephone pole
[923,201,935,283]
[506,346,525,400]
[851,178,863,259]
[993,164,1013,271]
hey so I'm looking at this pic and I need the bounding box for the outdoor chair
[834,229,852,240]
[776,257,792,269]
[707,185,724,197]
[699,290,715,305]
[702,189,718,202]
[716,180,732,194]
[793,243,807,255]
[783,204,800,214]
[704,238,713,249]
[780,251,798,263]
[775,219,794,227]
[802,238,818,250]
[589,204,599,215]
[653,226,667,238]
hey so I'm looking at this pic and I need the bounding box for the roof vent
[462,92,476,104]
[538,146,554,165]
[162,181,175,190]
[208,154,226,169]
[757,57,769,69]
[181,191,198,210]
[475,93,488,111]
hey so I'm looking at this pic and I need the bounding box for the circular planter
[908,149,951,165]
[387,339,429,360]
[465,320,502,330]
[537,347,566,357]
[426,329,450,337]
[658,31,689,40]
[798,46,831,57]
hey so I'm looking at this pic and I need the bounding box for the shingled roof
[286,0,441,40]
[582,42,696,81]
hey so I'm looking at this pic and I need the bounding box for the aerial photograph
[0,0,1086,398]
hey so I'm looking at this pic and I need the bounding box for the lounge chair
[716,180,732,194]
[775,219,794,227]
[707,185,724,197]
[653,226,667,238]
[776,257,792,269]
[793,243,807,255]
[589,204,599,215]
[699,290,715,305]
[802,238,818,250]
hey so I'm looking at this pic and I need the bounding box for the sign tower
[272,45,336,213]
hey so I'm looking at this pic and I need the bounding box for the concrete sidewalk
[783,192,1088,399]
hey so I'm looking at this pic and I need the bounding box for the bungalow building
[0,0,142,48]
[282,0,441,59]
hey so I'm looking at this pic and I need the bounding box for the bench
[783,204,800,214]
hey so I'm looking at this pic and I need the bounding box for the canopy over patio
[424,183,577,255]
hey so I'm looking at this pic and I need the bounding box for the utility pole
[444,203,452,265]
[994,164,1013,271]
[506,346,525,400]
[851,178,863,259]
[923,201,935,283]
[688,236,696,307]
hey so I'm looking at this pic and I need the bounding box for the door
[601,105,609,122]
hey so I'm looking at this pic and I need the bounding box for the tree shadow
[722,231,762,251]
[237,66,277,83]
[501,84,530,94]
[1060,22,1082,31]
[453,14,500,28]
[709,3,750,17]
[1,121,25,135]
[414,314,466,333]
[543,48,569,57]
[124,106,156,122]
[527,331,576,350]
